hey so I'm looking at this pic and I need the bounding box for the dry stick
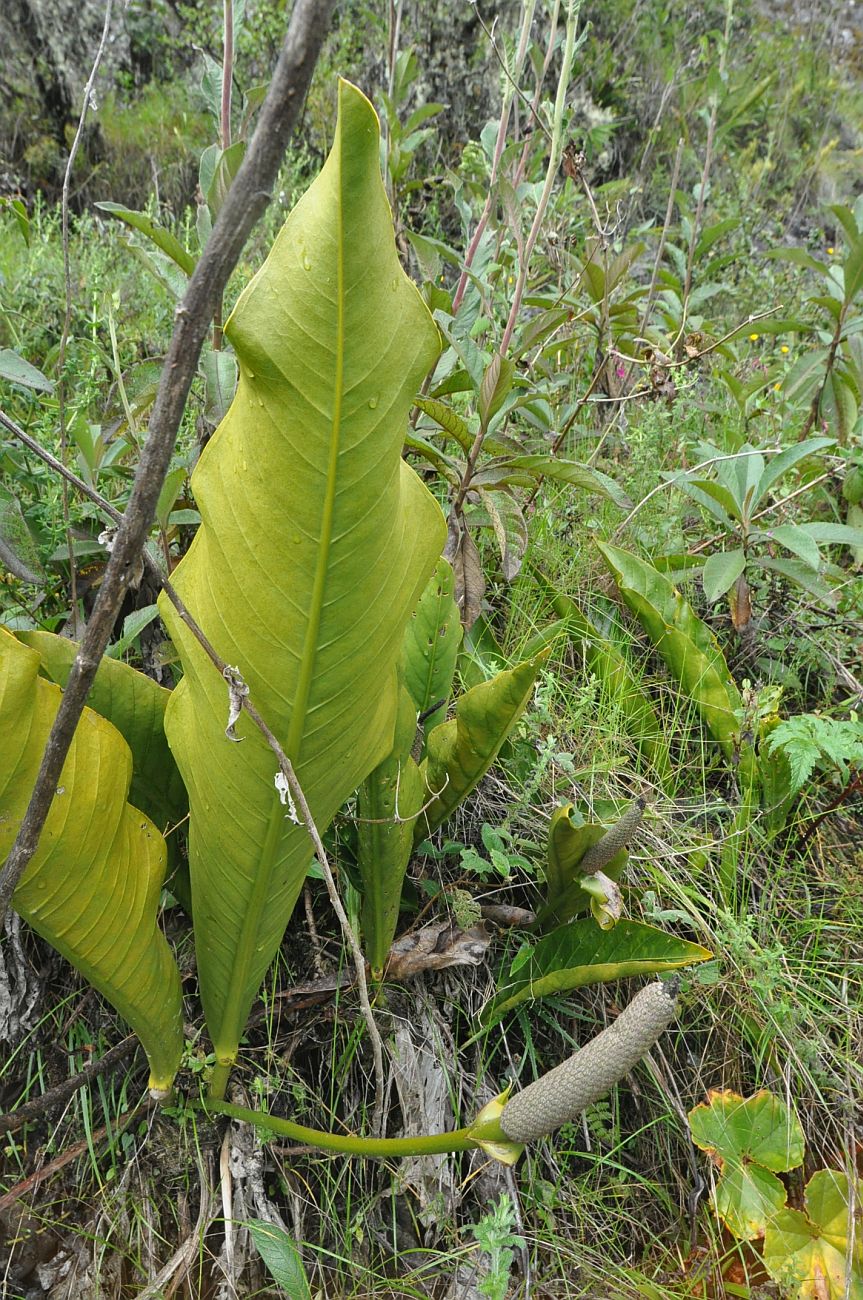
[134,1160,214,1300]
[0,1102,149,1213]
[57,0,114,637]
[0,414,387,1133]
[0,1036,139,1137]
[0,0,335,932]
[451,0,537,314]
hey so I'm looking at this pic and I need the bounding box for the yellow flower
[749,332,760,341]
[780,345,789,354]
[774,382,782,390]
[827,246,835,255]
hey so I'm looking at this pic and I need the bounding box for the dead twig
[57,0,114,637]
[0,1036,139,1137]
[0,1102,148,1212]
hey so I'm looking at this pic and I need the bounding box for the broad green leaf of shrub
[0,628,183,1091]
[401,556,462,741]
[94,203,197,276]
[688,1090,805,1240]
[478,918,711,1030]
[357,684,425,975]
[596,542,754,783]
[763,1169,863,1299]
[415,652,548,842]
[246,1220,312,1299]
[158,81,445,1086]
[702,548,746,603]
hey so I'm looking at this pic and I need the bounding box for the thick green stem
[197,1097,487,1157]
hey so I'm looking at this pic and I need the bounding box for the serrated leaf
[764,1170,863,1298]
[1,628,183,1090]
[688,1089,805,1171]
[689,1090,805,1241]
[158,82,445,1080]
[702,549,746,603]
[478,918,711,1029]
[416,653,548,842]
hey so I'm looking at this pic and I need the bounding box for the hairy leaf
[158,82,445,1081]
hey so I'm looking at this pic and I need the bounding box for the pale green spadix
[159,81,445,1091]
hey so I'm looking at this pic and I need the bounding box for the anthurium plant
[0,83,709,1159]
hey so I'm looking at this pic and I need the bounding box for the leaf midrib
[286,137,346,767]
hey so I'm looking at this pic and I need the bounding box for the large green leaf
[158,82,445,1084]
[415,652,547,842]
[596,542,754,781]
[401,556,461,741]
[16,629,187,838]
[0,628,182,1091]
[478,918,711,1029]
[357,684,424,975]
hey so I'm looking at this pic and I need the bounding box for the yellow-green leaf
[0,628,182,1091]
[158,81,445,1081]
[764,1170,863,1297]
